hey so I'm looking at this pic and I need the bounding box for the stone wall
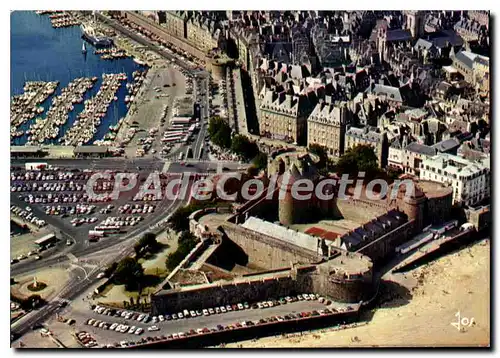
[337,198,390,223]
[220,222,321,269]
[151,273,298,314]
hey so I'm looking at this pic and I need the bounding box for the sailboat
[82,42,87,54]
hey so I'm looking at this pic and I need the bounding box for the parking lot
[58,293,351,347]
[10,166,192,257]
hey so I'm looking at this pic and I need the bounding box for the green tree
[308,143,328,170]
[114,257,144,290]
[165,232,198,271]
[104,262,118,278]
[252,152,268,170]
[335,144,380,179]
[231,134,258,161]
[208,116,231,149]
[134,232,158,257]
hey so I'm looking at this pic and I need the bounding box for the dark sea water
[10,11,146,145]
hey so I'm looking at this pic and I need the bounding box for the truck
[25,162,47,171]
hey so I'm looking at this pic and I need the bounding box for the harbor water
[11,11,146,145]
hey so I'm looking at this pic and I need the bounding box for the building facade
[419,153,490,206]
[259,88,314,145]
[307,100,351,157]
[344,126,388,167]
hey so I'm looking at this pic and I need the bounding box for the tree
[104,262,118,278]
[335,144,380,179]
[134,232,158,257]
[231,134,258,161]
[252,152,268,170]
[114,257,144,291]
[208,116,231,149]
[165,232,198,271]
[309,143,328,170]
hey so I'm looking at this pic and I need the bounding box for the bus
[170,124,186,130]
[88,230,105,238]
[162,136,183,143]
[396,231,435,254]
[94,226,121,234]
[171,117,192,125]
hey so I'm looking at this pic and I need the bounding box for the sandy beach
[224,239,490,348]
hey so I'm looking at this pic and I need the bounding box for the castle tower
[404,10,425,39]
[396,183,426,232]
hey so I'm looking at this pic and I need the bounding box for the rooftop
[241,216,320,254]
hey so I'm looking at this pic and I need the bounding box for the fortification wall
[337,198,390,223]
[151,274,299,314]
[220,222,321,269]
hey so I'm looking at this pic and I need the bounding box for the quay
[26,77,97,145]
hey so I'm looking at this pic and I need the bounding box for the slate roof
[405,142,437,156]
[432,138,460,153]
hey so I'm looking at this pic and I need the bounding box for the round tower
[397,183,426,231]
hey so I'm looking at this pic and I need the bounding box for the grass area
[27,282,47,292]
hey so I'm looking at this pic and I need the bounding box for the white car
[135,328,144,335]
[148,325,160,332]
[110,323,118,330]
[202,309,209,316]
[128,326,136,334]
[137,314,145,321]
[237,303,244,310]
[158,315,165,322]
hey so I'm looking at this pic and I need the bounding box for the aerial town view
[10,10,490,348]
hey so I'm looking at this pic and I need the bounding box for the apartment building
[344,126,388,167]
[259,87,314,145]
[419,153,490,206]
[307,100,351,158]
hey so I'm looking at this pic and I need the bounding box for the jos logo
[451,311,475,331]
